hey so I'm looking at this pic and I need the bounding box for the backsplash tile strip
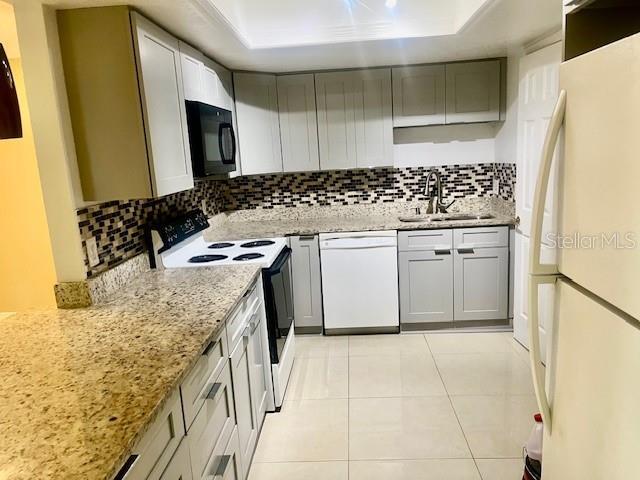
[77,180,225,278]
[76,163,516,278]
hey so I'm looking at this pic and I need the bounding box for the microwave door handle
[218,123,236,165]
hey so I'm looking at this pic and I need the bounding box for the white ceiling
[41,0,561,72]
[207,0,492,49]
[0,1,20,59]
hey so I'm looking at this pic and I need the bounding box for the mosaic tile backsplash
[77,163,516,277]
[77,180,225,277]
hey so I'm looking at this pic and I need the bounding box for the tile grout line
[422,334,486,480]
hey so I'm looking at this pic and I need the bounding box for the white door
[513,42,562,351]
[277,73,320,172]
[315,70,358,170]
[133,13,193,196]
[234,73,283,175]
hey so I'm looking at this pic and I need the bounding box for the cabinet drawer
[453,226,508,249]
[181,329,228,429]
[226,282,260,351]
[118,391,185,480]
[202,426,243,480]
[398,229,453,252]
[187,362,236,480]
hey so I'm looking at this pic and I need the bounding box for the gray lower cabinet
[399,250,453,324]
[290,235,323,333]
[230,331,257,480]
[399,226,510,328]
[156,440,193,480]
[453,246,509,322]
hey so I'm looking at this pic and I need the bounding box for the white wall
[494,52,523,164]
[393,123,497,167]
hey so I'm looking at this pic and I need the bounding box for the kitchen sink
[398,213,495,223]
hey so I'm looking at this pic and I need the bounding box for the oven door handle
[264,247,292,276]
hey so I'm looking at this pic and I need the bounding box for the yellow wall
[0,57,57,310]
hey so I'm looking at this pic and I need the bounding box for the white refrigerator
[528,32,640,478]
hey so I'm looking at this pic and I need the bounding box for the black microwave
[185,100,237,177]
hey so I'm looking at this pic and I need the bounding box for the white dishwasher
[319,231,399,334]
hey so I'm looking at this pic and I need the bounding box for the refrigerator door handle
[528,273,560,430]
[529,90,566,276]
[528,90,567,431]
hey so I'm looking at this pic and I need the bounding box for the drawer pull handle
[212,455,232,479]
[299,235,315,241]
[457,248,475,254]
[205,382,222,400]
[434,249,451,255]
[113,454,139,480]
[202,340,217,356]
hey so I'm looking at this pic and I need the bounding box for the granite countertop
[0,265,261,480]
[204,209,516,242]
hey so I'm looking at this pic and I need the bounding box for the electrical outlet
[86,237,100,268]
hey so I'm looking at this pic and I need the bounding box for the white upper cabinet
[234,73,283,176]
[316,68,392,170]
[392,65,446,127]
[277,74,320,172]
[58,7,194,200]
[179,42,233,110]
[445,60,501,124]
[132,13,194,197]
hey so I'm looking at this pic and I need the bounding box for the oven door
[262,247,294,364]
[185,100,236,176]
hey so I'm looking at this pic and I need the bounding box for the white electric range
[148,210,295,409]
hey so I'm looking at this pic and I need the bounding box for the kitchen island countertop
[0,264,260,480]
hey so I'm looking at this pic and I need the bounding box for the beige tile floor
[250,332,535,480]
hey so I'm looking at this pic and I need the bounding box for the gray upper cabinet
[315,70,358,170]
[392,65,446,127]
[58,7,193,201]
[291,235,323,332]
[445,60,501,124]
[315,68,393,170]
[277,74,320,173]
[234,73,283,176]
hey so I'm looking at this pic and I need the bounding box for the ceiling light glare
[385,0,397,8]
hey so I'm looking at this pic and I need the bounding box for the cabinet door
[234,73,283,175]
[290,235,323,331]
[277,74,320,172]
[454,247,509,321]
[204,57,234,111]
[248,302,268,429]
[229,333,257,480]
[315,71,358,170]
[445,60,501,124]
[156,440,193,480]
[132,13,194,196]
[354,68,393,168]
[179,42,203,102]
[399,250,453,325]
[392,65,446,126]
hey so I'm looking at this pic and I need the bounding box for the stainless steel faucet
[424,169,455,214]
